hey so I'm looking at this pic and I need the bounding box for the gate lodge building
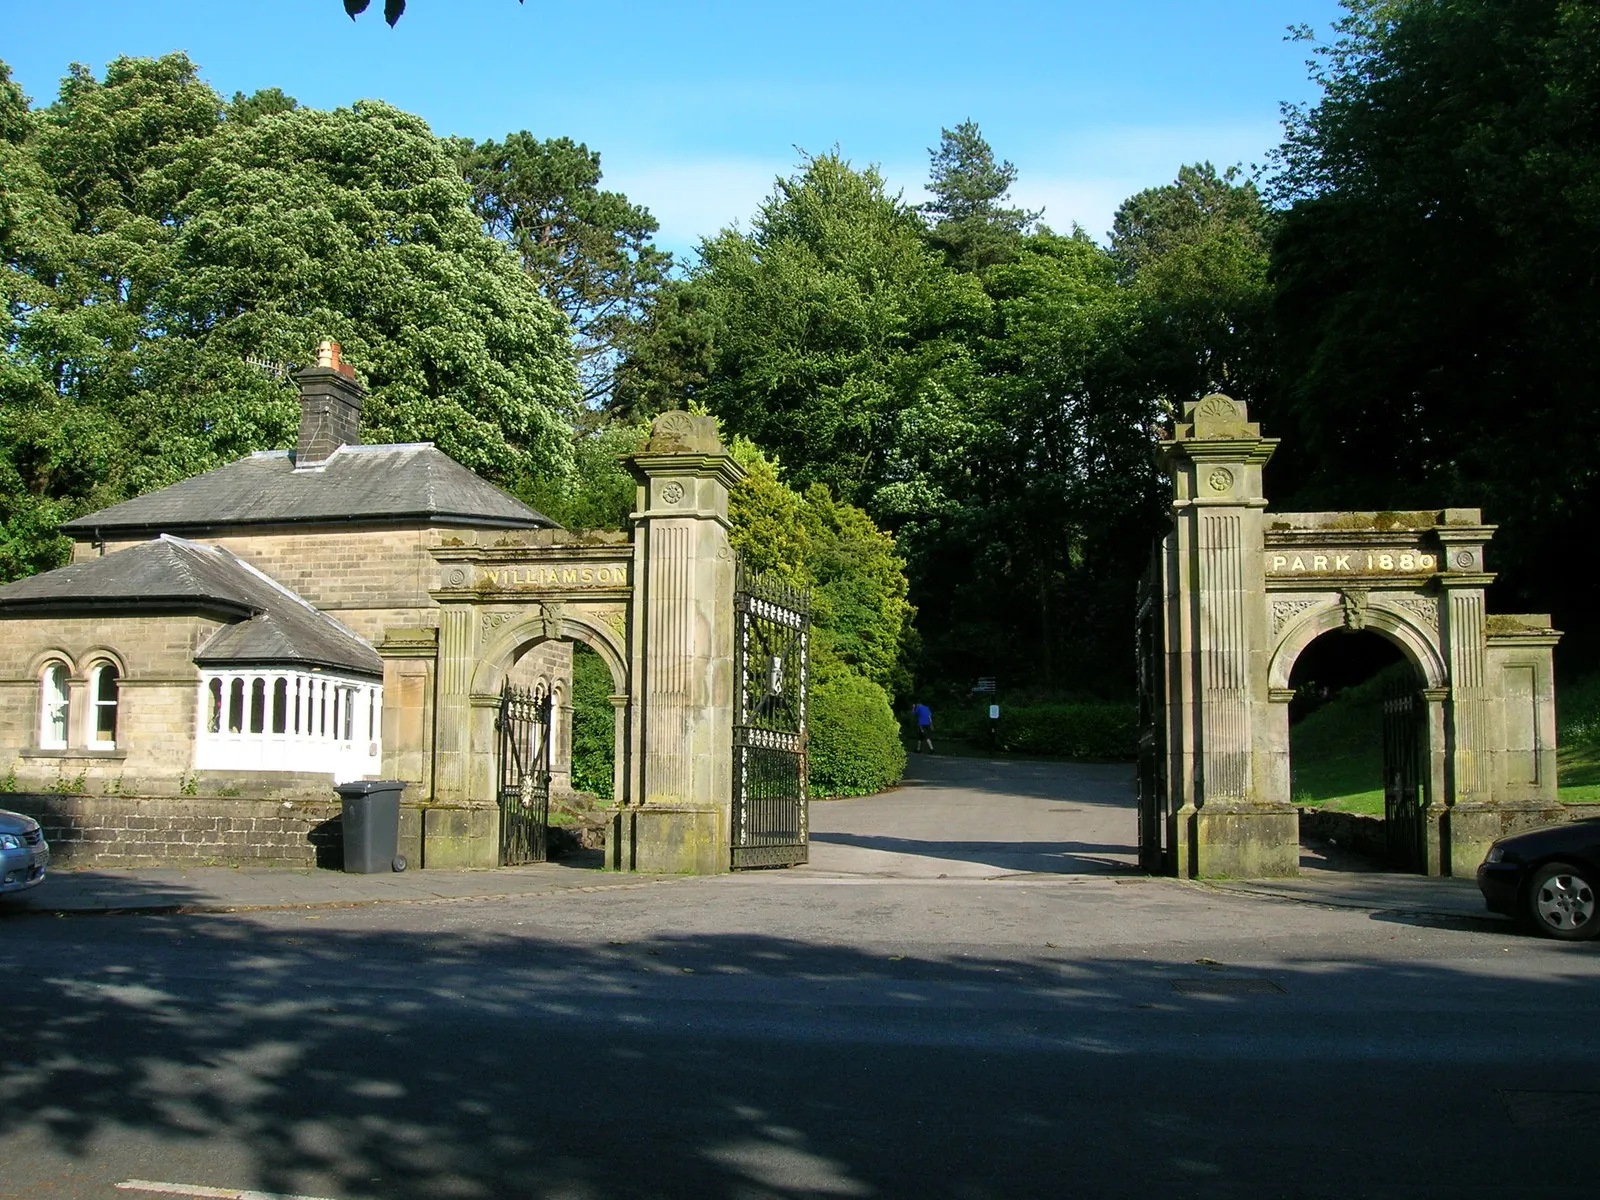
[0,343,776,874]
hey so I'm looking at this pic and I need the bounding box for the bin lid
[335,780,407,798]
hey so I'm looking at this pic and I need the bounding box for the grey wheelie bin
[336,780,407,873]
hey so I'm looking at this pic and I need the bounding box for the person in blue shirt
[911,701,933,753]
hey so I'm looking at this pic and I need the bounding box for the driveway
[806,751,1137,877]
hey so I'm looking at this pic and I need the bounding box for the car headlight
[0,834,21,851]
[1484,845,1505,864]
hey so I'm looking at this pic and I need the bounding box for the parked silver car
[0,809,49,894]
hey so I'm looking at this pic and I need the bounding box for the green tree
[461,133,671,405]
[568,643,617,799]
[1110,162,1275,411]
[622,151,989,511]
[728,438,915,698]
[0,56,578,579]
[155,99,577,482]
[0,64,74,579]
[913,231,1158,691]
[226,87,298,125]
[1268,0,1600,655]
[921,120,1041,272]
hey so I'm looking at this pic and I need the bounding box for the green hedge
[809,673,907,797]
[994,703,1138,760]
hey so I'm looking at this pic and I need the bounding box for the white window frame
[39,661,70,750]
[194,667,382,784]
[88,661,120,750]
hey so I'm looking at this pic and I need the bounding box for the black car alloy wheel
[1523,861,1599,940]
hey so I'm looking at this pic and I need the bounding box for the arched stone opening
[1273,627,1445,871]
[1137,392,1564,881]
[465,612,632,827]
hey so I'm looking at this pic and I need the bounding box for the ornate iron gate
[497,682,553,865]
[1382,677,1427,872]
[1135,554,1169,874]
[732,561,810,869]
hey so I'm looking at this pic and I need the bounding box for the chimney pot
[293,339,365,468]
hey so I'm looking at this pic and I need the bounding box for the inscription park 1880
[1266,550,1440,575]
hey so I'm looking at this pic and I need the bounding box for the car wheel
[1523,862,1599,940]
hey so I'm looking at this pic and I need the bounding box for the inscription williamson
[1267,550,1438,575]
[470,565,628,590]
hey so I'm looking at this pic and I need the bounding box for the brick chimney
[292,341,364,468]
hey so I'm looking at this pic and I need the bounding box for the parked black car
[1477,818,1600,940]
[0,808,49,895]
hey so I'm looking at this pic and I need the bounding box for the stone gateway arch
[1137,395,1562,879]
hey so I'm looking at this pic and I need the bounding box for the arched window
[272,678,288,734]
[228,678,245,733]
[89,662,120,749]
[39,662,69,749]
[208,678,224,733]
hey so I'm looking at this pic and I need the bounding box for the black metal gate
[497,682,553,865]
[732,561,810,869]
[1382,677,1427,872]
[1135,554,1168,874]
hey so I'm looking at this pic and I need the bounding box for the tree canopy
[921,120,1041,272]
[15,3,1600,700]
[0,54,577,580]
[1267,0,1600,657]
[459,133,671,407]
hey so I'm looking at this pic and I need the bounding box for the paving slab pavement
[805,751,1139,878]
[803,750,1504,924]
[2,753,1505,927]
[0,853,684,917]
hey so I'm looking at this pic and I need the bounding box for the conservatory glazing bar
[194,668,381,783]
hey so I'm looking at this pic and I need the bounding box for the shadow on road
[3,910,1597,1199]
[808,831,1136,874]
[0,870,212,915]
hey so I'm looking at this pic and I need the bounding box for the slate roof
[61,443,555,536]
[0,536,383,677]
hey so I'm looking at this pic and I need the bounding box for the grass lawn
[1289,675,1388,815]
[1292,667,1600,813]
[1557,736,1600,803]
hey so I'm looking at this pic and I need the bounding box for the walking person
[911,700,934,753]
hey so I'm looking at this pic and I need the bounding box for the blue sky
[1,0,1347,259]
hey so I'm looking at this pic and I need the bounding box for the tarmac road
[3,754,1597,1200]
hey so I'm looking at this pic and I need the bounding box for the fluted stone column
[1156,395,1296,877]
[614,412,743,874]
[1434,514,1563,873]
[422,600,500,868]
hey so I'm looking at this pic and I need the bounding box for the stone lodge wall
[0,613,220,792]
[4,791,349,869]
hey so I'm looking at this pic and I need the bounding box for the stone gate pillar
[1157,395,1297,877]
[614,412,744,873]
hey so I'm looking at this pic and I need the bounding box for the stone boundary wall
[1298,806,1389,860]
[1299,803,1584,867]
[3,792,345,868]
